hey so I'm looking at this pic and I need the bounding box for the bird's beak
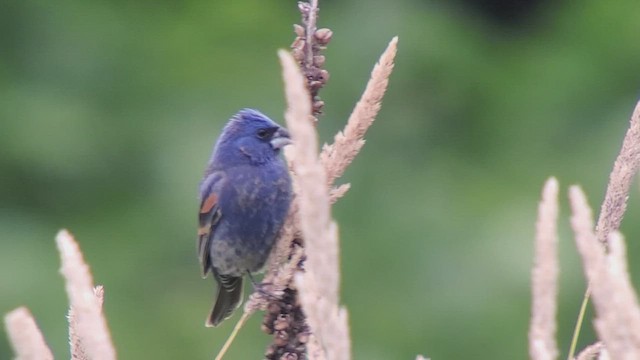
[270,128,292,149]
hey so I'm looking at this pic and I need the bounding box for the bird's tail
[206,274,243,327]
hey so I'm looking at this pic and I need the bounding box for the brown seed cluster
[263,287,310,360]
[262,239,309,360]
[291,2,332,117]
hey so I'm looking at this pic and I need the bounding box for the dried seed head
[318,69,330,83]
[268,302,282,314]
[292,47,305,62]
[291,37,304,49]
[313,55,325,67]
[298,2,310,13]
[293,24,305,37]
[308,81,322,91]
[314,28,333,45]
[274,314,290,331]
[313,100,325,115]
[281,352,298,360]
[274,330,289,346]
[296,331,310,344]
[263,288,309,359]
[262,322,274,334]
[265,345,276,357]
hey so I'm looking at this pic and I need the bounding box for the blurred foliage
[2,0,640,359]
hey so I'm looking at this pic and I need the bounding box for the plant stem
[568,285,591,360]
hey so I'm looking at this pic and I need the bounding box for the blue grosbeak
[198,109,293,327]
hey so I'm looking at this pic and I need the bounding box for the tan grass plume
[57,230,116,360]
[321,36,398,187]
[595,101,640,244]
[529,177,560,360]
[68,285,107,360]
[575,342,607,360]
[4,307,54,360]
[570,186,640,359]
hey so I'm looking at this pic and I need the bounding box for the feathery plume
[4,307,54,360]
[280,49,351,360]
[595,101,640,244]
[569,186,640,359]
[320,36,398,186]
[529,177,560,360]
[329,183,351,204]
[567,101,640,358]
[575,342,607,360]
[68,286,106,360]
[56,230,116,360]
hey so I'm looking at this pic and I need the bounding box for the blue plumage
[198,109,293,327]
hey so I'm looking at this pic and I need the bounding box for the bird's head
[212,109,291,166]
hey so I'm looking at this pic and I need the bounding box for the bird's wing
[198,171,225,277]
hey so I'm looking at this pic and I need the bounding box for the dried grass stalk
[529,177,559,360]
[301,0,319,72]
[320,36,398,186]
[292,0,331,116]
[279,49,351,360]
[569,186,640,359]
[595,101,640,244]
[56,230,116,360]
[4,307,54,360]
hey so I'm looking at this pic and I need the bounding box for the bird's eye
[256,129,270,139]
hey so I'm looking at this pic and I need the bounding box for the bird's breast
[217,164,291,243]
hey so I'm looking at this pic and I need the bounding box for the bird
[197,108,293,327]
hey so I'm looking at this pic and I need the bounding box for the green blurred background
[2,0,640,358]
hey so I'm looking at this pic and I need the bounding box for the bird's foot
[246,271,281,301]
